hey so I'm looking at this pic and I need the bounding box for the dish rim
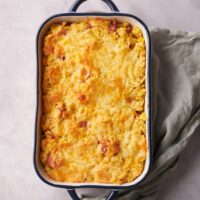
[34,12,152,190]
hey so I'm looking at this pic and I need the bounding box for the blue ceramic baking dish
[34,0,152,199]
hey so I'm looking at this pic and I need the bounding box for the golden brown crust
[40,19,147,184]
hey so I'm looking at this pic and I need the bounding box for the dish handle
[69,0,119,12]
[68,189,118,200]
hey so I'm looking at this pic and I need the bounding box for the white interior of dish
[36,14,151,188]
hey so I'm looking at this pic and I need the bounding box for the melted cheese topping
[40,18,147,184]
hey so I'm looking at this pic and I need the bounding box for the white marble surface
[0,0,199,200]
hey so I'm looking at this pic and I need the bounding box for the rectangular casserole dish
[34,0,152,199]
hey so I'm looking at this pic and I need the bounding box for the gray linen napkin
[81,28,200,200]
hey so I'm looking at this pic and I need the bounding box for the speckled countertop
[0,0,199,200]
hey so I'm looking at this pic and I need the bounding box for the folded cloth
[81,28,200,200]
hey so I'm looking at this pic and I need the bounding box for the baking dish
[34,0,152,199]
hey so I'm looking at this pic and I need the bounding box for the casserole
[34,0,152,199]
